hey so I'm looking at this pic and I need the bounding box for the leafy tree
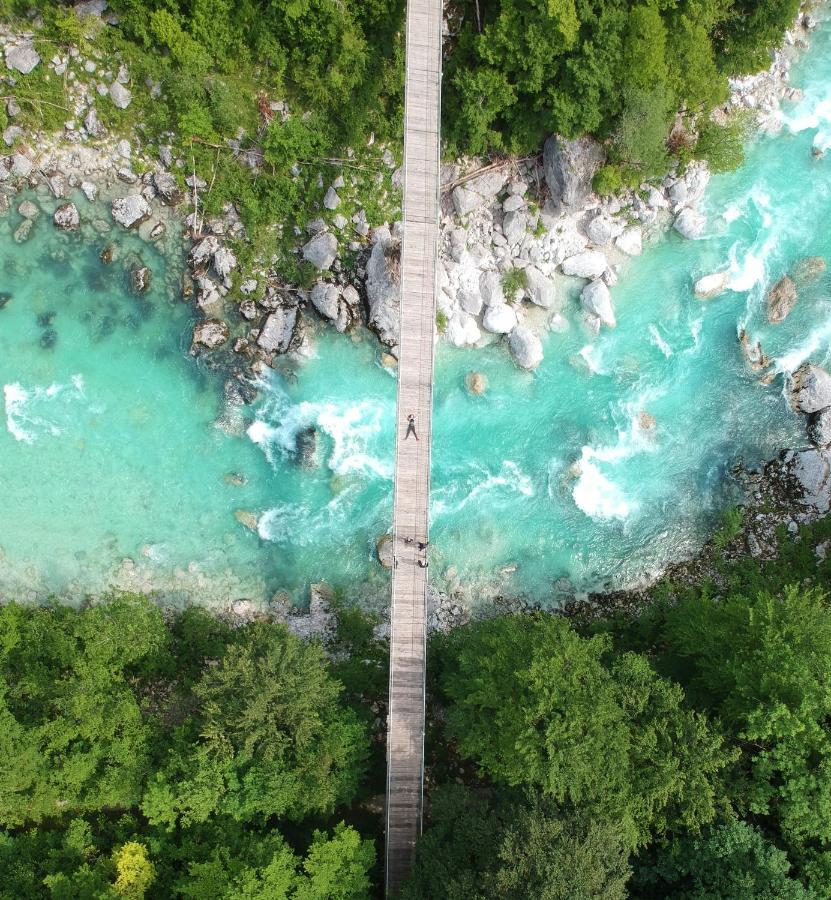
[632,822,814,899]
[438,614,731,848]
[655,585,831,892]
[142,623,368,827]
[112,842,155,899]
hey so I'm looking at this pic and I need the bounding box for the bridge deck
[384,0,442,894]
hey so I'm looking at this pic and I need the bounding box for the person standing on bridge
[404,414,419,441]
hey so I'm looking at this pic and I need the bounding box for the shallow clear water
[3,19,831,607]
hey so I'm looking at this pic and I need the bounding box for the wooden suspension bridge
[384,0,442,894]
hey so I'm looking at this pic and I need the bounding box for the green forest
[0,0,803,258]
[5,513,831,896]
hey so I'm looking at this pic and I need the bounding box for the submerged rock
[465,371,487,394]
[738,329,770,372]
[53,203,80,230]
[793,256,826,282]
[295,426,318,468]
[376,533,394,569]
[13,218,33,243]
[543,134,604,208]
[39,327,57,350]
[0,292,11,310]
[767,275,798,323]
[18,200,39,220]
[100,243,115,265]
[234,509,259,532]
[224,472,248,487]
[509,326,543,370]
[792,364,831,414]
[191,318,230,352]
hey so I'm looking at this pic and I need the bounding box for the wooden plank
[384,0,442,894]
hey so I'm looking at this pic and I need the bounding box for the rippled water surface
[3,19,831,605]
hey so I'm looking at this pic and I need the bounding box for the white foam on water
[432,460,534,517]
[773,314,831,374]
[648,324,673,358]
[722,204,742,224]
[248,379,393,480]
[578,343,608,375]
[258,482,362,546]
[3,376,85,443]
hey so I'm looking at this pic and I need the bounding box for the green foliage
[437,614,732,849]
[695,117,750,173]
[0,597,376,896]
[632,821,815,899]
[712,504,745,550]
[593,165,625,198]
[402,786,631,900]
[435,310,448,333]
[501,267,528,302]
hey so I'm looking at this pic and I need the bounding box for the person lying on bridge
[404,414,419,441]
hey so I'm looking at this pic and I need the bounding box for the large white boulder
[258,308,298,354]
[109,81,132,109]
[615,227,642,256]
[482,302,518,334]
[446,312,481,347]
[673,208,706,240]
[365,228,400,346]
[509,326,543,369]
[562,251,608,279]
[111,195,150,229]
[479,270,505,307]
[543,134,604,208]
[581,280,615,328]
[5,43,40,74]
[53,203,80,230]
[302,231,338,270]
[694,272,730,299]
[792,364,831,414]
[524,267,558,309]
[452,170,507,216]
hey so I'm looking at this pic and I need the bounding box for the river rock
[694,271,730,299]
[310,281,359,333]
[10,153,32,178]
[793,364,831,414]
[673,208,706,239]
[18,199,39,219]
[509,326,543,369]
[83,106,103,137]
[738,329,769,372]
[543,134,604,208]
[452,170,507,216]
[153,171,183,205]
[808,409,831,448]
[81,181,97,202]
[581,280,615,328]
[366,229,400,345]
[766,275,798,323]
[615,227,642,256]
[482,302,517,334]
[793,256,826,281]
[376,534,394,569]
[562,251,607,279]
[234,509,259,532]
[213,247,237,280]
[130,265,151,294]
[53,203,79,230]
[445,312,481,347]
[785,448,831,512]
[296,426,318,467]
[323,186,340,210]
[111,195,150,229]
[524,266,558,309]
[257,307,297,354]
[302,231,338,270]
[108,81,132,109]
[191,318,229,351]
[5,43,40,74]
[13,218,32,242]
[586,215,615,245]
[465,371,487,394]
[189,235,219,268]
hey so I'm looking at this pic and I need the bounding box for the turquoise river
[3,20,831,608]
